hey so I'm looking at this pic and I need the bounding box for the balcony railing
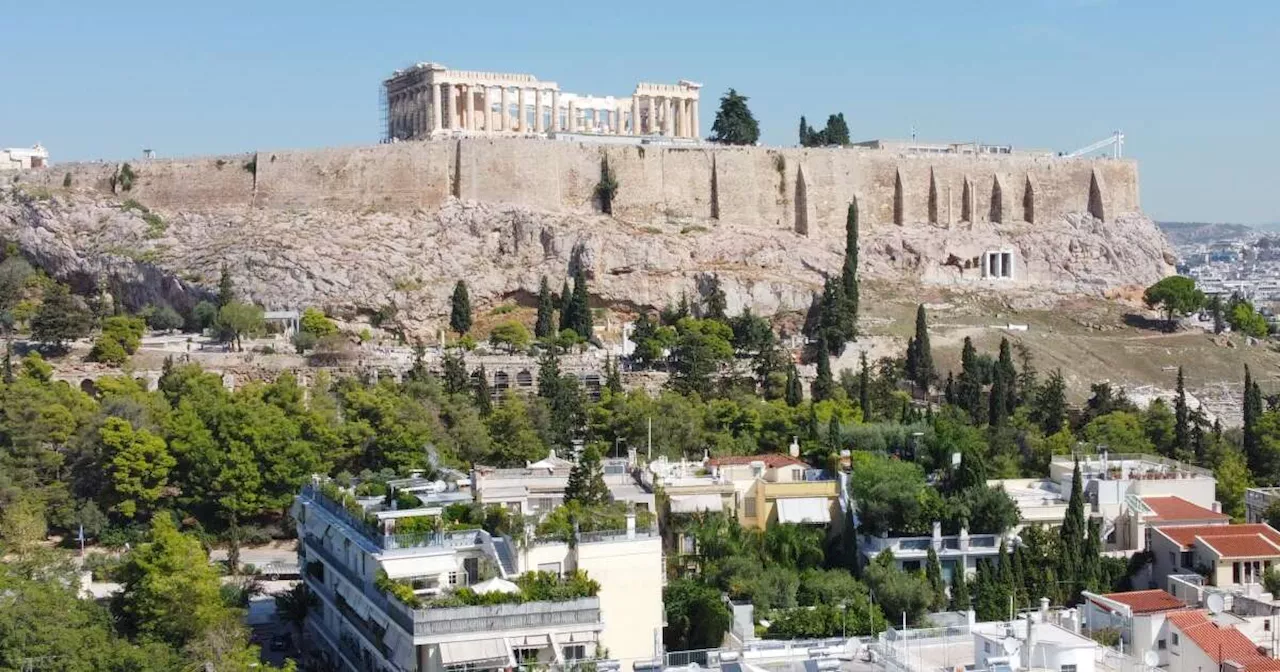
[408,597,602,638]
[300,485,487,552]
[304,534,366,589]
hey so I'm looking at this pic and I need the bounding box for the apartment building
[1165,610,1280,672]
[858,523,1011,582]
[1151,524,1280,590]
[471,451,654,517]
[292,478,663,672]
[1082,590,1188,666]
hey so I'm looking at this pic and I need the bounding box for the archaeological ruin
[383,62,702,141]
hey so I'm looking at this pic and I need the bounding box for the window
[791,469,803,481]
[1169,552,1177,567]
[514,648,541,664]
[1158,639,1167,650]
[1267,620,1272,633]
[448,571,459,586]
[1061,666,1077,672]
[984,643,992,654]
[744,498,757,518]
[564,645,586,661]
[1172,633,1180,646]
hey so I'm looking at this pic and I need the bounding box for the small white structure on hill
[1,144,48,171]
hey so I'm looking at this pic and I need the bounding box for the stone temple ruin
[383,62,702,141]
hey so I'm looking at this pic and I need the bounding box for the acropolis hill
[3,136,1173,334]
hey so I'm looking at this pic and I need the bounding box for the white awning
[775,497,831,524]
[669,494,724,513]
[382,553,457,580]
[439,639,511,666]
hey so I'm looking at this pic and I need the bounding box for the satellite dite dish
[1144,651,1160,667]
[1002,638,1020,655]
[1207,593,1226,614]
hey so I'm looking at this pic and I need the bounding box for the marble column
[567,101,577,133]
[630,97,640,135]
[682,99,691,138]
[615,106,623,135]
[690,98,699,139]
[445,83,457,131]
[459,85,469,130]
[500,87,509,131]
[533,90,542,133]
[484,86,494,131]
[550,90,560,131]
[647,96,656,135]
[517,88,527,132]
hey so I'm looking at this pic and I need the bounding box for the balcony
[300,484,487,552]
[404,597,602,638]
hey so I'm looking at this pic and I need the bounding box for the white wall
[1167,624,1218,672]
[576,536,664,669]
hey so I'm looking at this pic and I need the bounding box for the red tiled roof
[1154,524,1280,555]
[1166,610,1280,672]
[1142,496,1231,523]
[1095,589,1186,614]
[1199,535,1280,559]
[707,454,808,469]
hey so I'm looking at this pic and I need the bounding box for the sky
[2,1,1276,224]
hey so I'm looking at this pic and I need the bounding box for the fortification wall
[20,139,1140,231]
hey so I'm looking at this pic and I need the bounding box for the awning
[669,494,724,513]
[382,553,457,579]
[775,497,831,524]
[512,634,551,647]
[439,639,511,666]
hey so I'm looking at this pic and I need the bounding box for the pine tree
[558,279,572,333]
[565,445,610,506]
[785,363,804,407]
[442,351,468,395]
[841,201,860,337]
[858,351,872,421]
[1034,369,1068,435]
[951,571,971,611]
[450,280,472,335]
[926,547,947,610]
[1082,519,1103,593]
[824,113,851,146]
[798,116,810,146]
[704,275,728,322]
[473,364,492,415]
[806,402,820,443]
[817,278,851,355]
[1174,366,1191,460]
[827,414,841,453]
[708,89,760,146]
[988,370,1009,427]
[811,339,835,402]
[535,276,556,339]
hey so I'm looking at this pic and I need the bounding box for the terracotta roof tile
[1199,535,1280,559]
[1095,589,1186,614]
[1166,610,1280,672]
[1142,496,1231,523]
[707,454,808,469]
[1155,524,1280,553]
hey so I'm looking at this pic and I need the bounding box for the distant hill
[1157,221,1255,245]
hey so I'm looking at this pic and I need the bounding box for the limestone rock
[0,187,1174,337]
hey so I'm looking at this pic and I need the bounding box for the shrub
[489,320,532,351]
[147,305,184,332]
[83,553,126,581]
[594,157,618,215]
[101,315,146,353]
[292,330,318,353]
[62,172,72,188]
[354,481,388,497]
[376,570,422,608]
[88,335,129,364]
[142,211,167,239]
[300,307,337,337]
[193,301,218,330]
[113,163,136,192]
[393,516,441,536]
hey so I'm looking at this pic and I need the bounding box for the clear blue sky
[4,1,1276,224]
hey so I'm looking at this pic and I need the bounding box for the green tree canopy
[1143,275,1204,332]
[450,280,473,335]
[709,89,760,146]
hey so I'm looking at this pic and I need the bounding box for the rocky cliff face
[0,186,1174,335]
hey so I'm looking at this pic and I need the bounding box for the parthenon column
[682,99,692,138]
[615,106,623,135]
[646,96,656,135]
[500,87,509,131]
[567,101,577,133]
[484,86,494,131]
[630,97,639,135]
[516,88,527,132]
[445,83,457,131]
[550,91,560,131]
[535,90,545,133]
[690,98,699,139]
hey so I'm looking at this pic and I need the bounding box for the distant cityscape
[1162,221,1280,311]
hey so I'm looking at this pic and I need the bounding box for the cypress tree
[1082,518,1103,593]
[806,402,820,443]
[785,364,804,407]
[1175,366,1191,460]
[811,339,835,402]
[442,351,469,395]
[841,201,860,337]
[951,571,971,611]
[704,274,728,322]
[926,547,947,610]
[558,279,572,333]
[957,337,983,424]
[535,276,555,339]
[473,364,492,415]
[450,280,472,335]
[605,355,623,395]
[817,278,850,355]
[858,351,872,421]
[997,539,1013,586]
[538,348,563,400]
[827,414,842,453]
[798,116,809,146]
[217,265,235,307]
[989,371,1009,427]
[1011,545,1029,608]
[570,265,592,339]
[906,305,934,391]
[1034,369,1068,435]
[1060,459,1086,599]
[997,338,1017,412]
[1244,365,1264,475]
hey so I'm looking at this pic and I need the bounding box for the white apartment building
[471,451,654,517]
[1,144,47,171]
[293,478,663,672]
[858,523,1012,582]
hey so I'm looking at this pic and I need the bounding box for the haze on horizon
[2,1,1275,225]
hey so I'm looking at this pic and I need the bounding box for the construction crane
[1064,130,1124,159]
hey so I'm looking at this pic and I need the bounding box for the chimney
[1040,597,1051,623]
[626,509,636,539]
[1213,501,1223,513]
[1021,613,1036,669]
[932,521,943,549]
[789,436,800,458]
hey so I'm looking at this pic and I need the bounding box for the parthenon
[383,62,701,142]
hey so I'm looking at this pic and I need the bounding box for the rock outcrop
[0,185,1174,336]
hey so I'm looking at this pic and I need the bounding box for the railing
[1052,453,1213,478]
[409,597,601,638]
[301,485,488,552]
[304,534,367,589]
[664,636,864,668]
